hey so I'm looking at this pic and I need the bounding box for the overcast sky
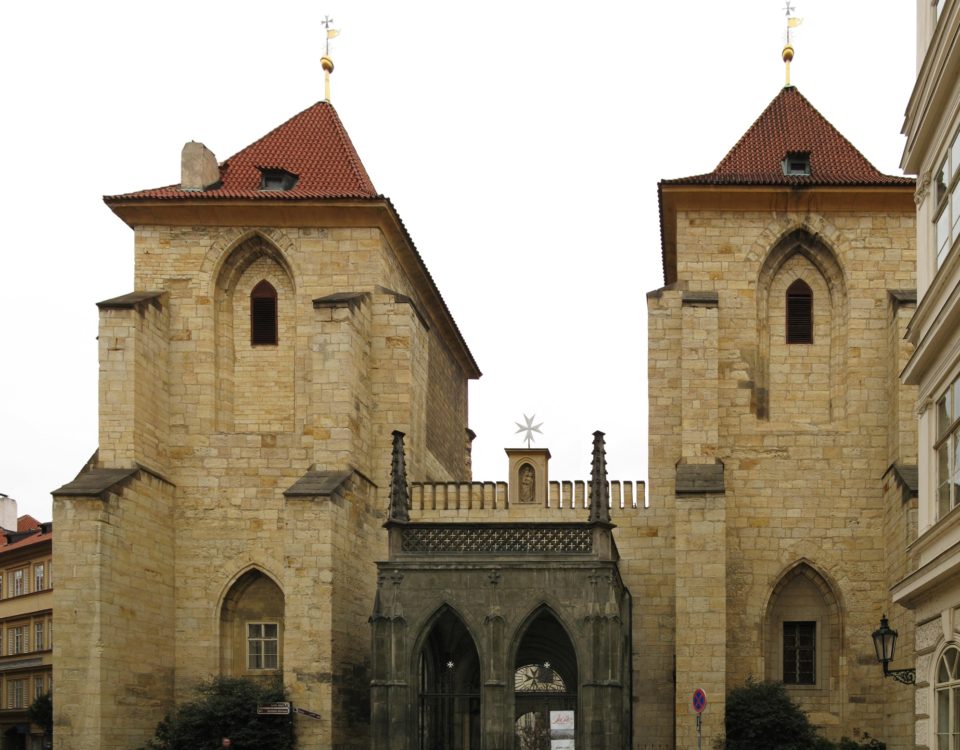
[0,1,916,521]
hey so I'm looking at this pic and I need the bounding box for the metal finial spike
[589,430,610,524]
[782,2,802,86]
[388,430,410,523]
[321,16,339,102]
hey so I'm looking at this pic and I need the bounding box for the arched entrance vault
[417,607,482,750]
[513,607,579,749]
[370,431,631,749]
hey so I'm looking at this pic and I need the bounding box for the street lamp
[871,614,916,685]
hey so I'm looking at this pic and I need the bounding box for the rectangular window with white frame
[8,678,25,709]
[247,622,279,670]
[936,374,960,519]
[12,569,24,597]
[934,130,960,270]
[34,564,43,593]
[34,622,43,651]
[9,625,27,655]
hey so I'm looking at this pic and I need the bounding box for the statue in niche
[519,463,535,503]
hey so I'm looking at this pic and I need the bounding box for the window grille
[250,281,278,345]
[783,621,816,684]
[786,279,813,344]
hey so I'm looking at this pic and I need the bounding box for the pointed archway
[512,608,579,749]
[417,607,482,750]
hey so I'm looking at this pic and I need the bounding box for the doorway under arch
[418,608,481,750]
[513,609,578,749]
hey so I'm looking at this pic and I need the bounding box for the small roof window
[782,152,811,177]
[258,168,299,191]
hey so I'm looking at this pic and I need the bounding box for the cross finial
[322,15,336,56]
[784,1,795,16]
[514,414,544,449]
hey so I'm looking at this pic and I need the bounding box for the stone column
[310,292,372,475]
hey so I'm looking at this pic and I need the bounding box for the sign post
[256,702,291,715]
[293,706,322,720]
[692,689,707,750]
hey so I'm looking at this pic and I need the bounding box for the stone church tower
[51,100,480,749]
[649,85,919,748]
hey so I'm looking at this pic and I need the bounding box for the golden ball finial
[782,45,794,63]
[321,56,334,74]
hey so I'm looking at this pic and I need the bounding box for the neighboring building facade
[892,1,960,748]
[0,501,53,750]
[650,84,918,748]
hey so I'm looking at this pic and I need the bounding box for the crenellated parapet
[408,479,646,516]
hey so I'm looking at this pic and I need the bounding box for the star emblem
[515,414,544,448]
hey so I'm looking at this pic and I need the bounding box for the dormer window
[782,152,811,176]
[258,168,298,191]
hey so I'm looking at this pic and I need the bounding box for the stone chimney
[0,494,17,533]
[180,141,220,191]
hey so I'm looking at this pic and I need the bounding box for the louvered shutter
[786,280,813,344]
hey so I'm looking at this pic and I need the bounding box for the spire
[388,430,410,523]
[321,15,339,103]
[588,430,610,524]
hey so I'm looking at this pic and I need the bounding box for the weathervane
[321,15,340,102]
[515,414,543,449]
[782,2,803,87]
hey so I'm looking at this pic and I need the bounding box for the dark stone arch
[510,605,580,748]
[415,605,482,750]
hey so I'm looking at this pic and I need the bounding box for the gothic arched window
[250,280,278,345]
[786,279,813,344]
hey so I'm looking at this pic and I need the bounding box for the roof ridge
[779,87,887,177]
[105,99,378,201]
[220,99,328,168]
[665,85,910,187]
[324,103,375,194]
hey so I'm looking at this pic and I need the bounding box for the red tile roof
[2,530,51,554]
[663,86,913,187]
[106,101,378,201]
[16,516,40,533]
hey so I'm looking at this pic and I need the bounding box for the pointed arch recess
[214,232,297,432]
[219,567,285,678]
[509,604,580,696]
[762,560,842,691]
[755,228,848,422]
[415,604,482,750]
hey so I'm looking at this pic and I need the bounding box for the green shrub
[140,676,295,750]
[722,679,821,750]
[27,691,52,736]
[719,679,885,750]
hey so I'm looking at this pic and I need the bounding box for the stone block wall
[55,214,476,750]
[97,294,170,472]
[649,199,917,747]
[53,471,175,750]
